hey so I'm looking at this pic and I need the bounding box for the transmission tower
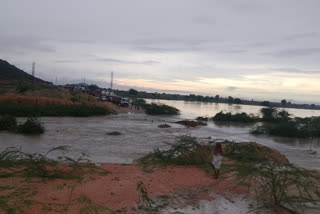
[110,72,113,89]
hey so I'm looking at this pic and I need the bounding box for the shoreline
[0,143,297,214]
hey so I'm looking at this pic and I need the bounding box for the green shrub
[132,98,147,107]
[224,142,320,213]
[17,118,45,134]
[143,103,179,115]
[195,116,209,121]
[251,116,320,138]
[0,102,110,117]
[212,111,258,123]
[0,115,17,131]
[137,135,211,168]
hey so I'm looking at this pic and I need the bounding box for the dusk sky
[1,0,320,103]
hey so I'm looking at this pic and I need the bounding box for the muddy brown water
[1,101,320,171]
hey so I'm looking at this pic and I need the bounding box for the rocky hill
[0,59,51,84]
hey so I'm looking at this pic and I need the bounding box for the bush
[17,118,45,134]
[212,111,258,123]
[224,142,320,213]
[132,98,147,107]
[251,116,320,138]
[195,116,209,121]
[137,135,211,167]
[143,103,179,115]
[0,115,17,131]
[0,102,110,117]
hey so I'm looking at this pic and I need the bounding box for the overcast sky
[1,0,320,103]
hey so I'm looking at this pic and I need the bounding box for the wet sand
[0,164,259,214]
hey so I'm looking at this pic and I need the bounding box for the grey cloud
[130,37,211,52]
[268,67,320,74]
[264,48,320,57]
[97,58,160,65]
[0,34,55,53]
[226,86,238,91]
[55,60,82,63]
[283,32,318,41]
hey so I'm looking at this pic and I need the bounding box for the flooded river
[1,106,320,171]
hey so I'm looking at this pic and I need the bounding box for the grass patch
[0,146,109,179]
[0,146,113,214]
[142,103,179,115]
[0,102,110,117]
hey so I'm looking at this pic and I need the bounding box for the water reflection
[147,99,320,119]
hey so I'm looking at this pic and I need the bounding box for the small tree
[234,98,242,104]
[129,88,139,96]
[260,107,277,122]
[281,99,287,105]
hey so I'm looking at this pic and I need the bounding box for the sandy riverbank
[0,164,254,214]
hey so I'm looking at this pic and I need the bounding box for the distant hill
[0,59,51,84]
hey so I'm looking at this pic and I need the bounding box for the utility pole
[31,62,35,84]
[110,72,113,90]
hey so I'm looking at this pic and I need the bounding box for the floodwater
[0,111,320,171]
[146,99,320,119]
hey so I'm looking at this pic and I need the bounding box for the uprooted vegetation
[137,135,320,213]
[0,146,114,214]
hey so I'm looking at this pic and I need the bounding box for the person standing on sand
[212,143,222,179]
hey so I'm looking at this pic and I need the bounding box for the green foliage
[0,146,112,214]
[137,136,211,168]
[88,84,99,91]
[0,115,17,131]
[15,82,54,93]
[212,111,258,123]
[195,116,209,121]
[129,88,139,96]
[132,98,147,107]
[224,142,320,213]
[143,103,180,115]
[0,102,110,117]
[17,117,45,134]
[252,116,320,138]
